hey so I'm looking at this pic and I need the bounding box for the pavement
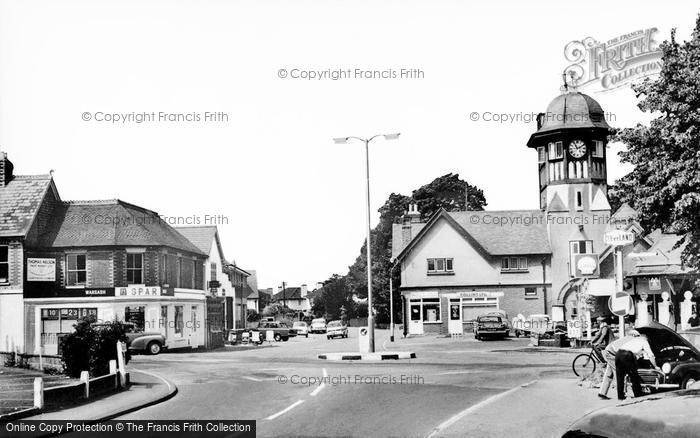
[26,369,177,422]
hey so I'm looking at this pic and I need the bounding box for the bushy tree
[60,316,129,378]
[613,16,700,269]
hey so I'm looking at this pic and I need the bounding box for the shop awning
[584,279,616,297]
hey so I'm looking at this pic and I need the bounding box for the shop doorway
[448,299,463,334]
[408,303,423,335]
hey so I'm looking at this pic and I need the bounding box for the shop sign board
[574,254,600,278]
[117,286,163,297]
[649,277,661,291]
[603,230,635,246]
[459,291,504,299]
[27,258,56,282]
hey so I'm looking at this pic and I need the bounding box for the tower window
[537,147,546,163]
[576,190,583,210]
[547,142,563,160]
[592,140,604,158]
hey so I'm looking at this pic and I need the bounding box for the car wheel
[282,337,289,342]
[274,333,282,342]
[327,336,331,340]
[515,331,521,338]
[682,374,700,389]
[147,341,162,355]
[305,334,309,338]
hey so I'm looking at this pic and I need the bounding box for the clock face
[569,140,586,158]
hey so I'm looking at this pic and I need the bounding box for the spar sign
[603,230,635,247]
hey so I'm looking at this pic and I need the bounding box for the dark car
[474,314,509,340]
[253,320,297,341]
[562,389,700,438]
[631,322,700,393]
[93,322,167,355]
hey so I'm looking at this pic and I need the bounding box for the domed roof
[536,91,611,133]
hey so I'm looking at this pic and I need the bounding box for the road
[118,328,580,437]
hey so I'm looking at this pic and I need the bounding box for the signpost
[604,230,635,336]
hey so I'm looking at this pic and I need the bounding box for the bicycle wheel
[572,353,597,377]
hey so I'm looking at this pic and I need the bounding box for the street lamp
[333,133,400,352]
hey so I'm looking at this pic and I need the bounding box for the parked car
[630,321,700,392]
[293,321,309,337]
[562,389,700,438]
[254,320,297,341]
[310,318,327,334]
[474,313,509,340]
[94,322,166,355]
[326,321,348,339]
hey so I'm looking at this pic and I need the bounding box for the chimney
[315,282,323,291]
[301,284,308,297]
[0,151,14,187]
[403,203,421,224]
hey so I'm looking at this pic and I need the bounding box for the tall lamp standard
[333,133,400,353]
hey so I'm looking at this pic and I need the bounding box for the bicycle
[572,345,605,377]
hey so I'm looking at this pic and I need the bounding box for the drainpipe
[542,258,548,315]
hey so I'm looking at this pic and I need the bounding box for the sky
[0,0,697,290]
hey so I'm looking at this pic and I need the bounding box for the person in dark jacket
[688,312,700,328]
[590,317,613,359]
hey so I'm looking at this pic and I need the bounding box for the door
[448,299,463,334]
[408,303,423,335]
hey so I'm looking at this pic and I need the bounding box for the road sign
[604,230,635,246]
[358,327,369,353]
[608,292,633,316]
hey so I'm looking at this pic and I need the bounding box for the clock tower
[527,88,613,318]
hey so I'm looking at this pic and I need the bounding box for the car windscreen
[327,322,341,328]
[479,316,501,323]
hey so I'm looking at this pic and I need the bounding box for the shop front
[404,290,503,336]
[24,285,206,355]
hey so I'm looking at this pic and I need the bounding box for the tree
[613,17,700,269]
[60,316,129,378]
[346,173,487,323]
[311,275,355,321]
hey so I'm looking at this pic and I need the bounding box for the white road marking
[240,376,263,382]
[265,399,304,420]
[310,368,328,397]
[426,379,538,438]
[131,368,174,393]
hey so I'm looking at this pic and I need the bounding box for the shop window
[174,306,184,335]
[461,296,499,322]
[501,256,527,272]
[427,258,454,274]
[160,305,168,331]
[40,308,96,347]
[66,254,87,286]
[125,306,145,331]
[0,245,8,284]
[126,253,143,284]
[422,298,441,322]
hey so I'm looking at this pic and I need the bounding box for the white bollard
[33,377,44,409]
[116,341,126,387]
[80,371,90,398]
[681,292,693,331]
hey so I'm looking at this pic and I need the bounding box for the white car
[310,318,327,334]
[293,321,309,337]
[326,321,348,340]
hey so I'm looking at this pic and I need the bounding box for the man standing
[688,311,700,328]
[615,329,659,400]
[598,334,631,400]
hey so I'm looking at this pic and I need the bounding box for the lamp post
[333,133,400,352]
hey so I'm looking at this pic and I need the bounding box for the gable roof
[174,226,217,255]
[393,209,551,263]
[0,175,56,237]
[36,199,206,255]
[627,232,695,276]
[272,287,303,301]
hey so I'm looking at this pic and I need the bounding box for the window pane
[501,258,509,269]
[77,255,86,270]
[436,259,445,271]
[519,257,528,270]
[422,304,440,322]
[427,259,435,271]
[556,142,563,157]
[135,254,143,268]
[0,263,7,283]
[510,257,518,269]
[77,271,86,284]
[446,259,453,271]
[67,255,77,270]
[0,246,8,262]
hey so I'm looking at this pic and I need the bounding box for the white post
[658,293,671,328]
[116,341,126,387]
[33,377,44,409]
[364,138,375,353]
[389,276,394,342]
[636,297,650,327]
[80,371,90,399]
[614,247,625,337]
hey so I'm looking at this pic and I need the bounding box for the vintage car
[310,318,327,334]
[562,389,700,438]
[633,322,700,392]
[253,320,297,341]
[293,321,309,337]
[326,320,348,340]
[93,322,167,355]
[473,313,509,340]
